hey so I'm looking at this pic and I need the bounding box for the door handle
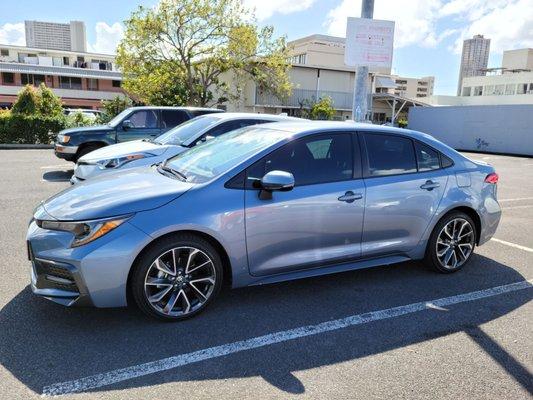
[338,191,363,203]
[420,180,440,191]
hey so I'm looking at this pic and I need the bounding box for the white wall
[409,105,533,156]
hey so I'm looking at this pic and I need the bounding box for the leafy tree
[97,96,133,124]
[116,0,292,107]
[37,83,63,117]
[309,96,336,120]
[11,85,40,115]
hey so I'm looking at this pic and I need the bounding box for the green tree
[116,0,292,107]
[299,96,336,120]
[11,85,39,115]
[67,111,96,128]
[37,83,63,117]
[97,96,133,124]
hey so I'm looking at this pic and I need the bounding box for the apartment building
[0,44,124,109]
[25,20,86,52]
[456,34,490,95]
[224,34,431,123]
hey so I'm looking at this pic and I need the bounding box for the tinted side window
[204,120,243,139]
[161,110,189,128]
[128,110,158,128]
[441,154,454,168]
[247,133,353,186]
[415,142,440,171]
[364,134,416,176]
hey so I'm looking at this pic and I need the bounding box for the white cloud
[88,22,124,54]
[325,0,443,48]
[324,0,533,53]
[446,0,533,54]
[244,0,316,21]
[0,22,25,46]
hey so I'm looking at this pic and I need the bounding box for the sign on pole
[345,17,395,69]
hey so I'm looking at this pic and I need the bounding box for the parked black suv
[54,106,224,162]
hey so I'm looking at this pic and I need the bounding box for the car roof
[205,112,302,122]
[126,106,223,112]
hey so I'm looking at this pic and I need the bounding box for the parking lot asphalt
[0,149,531,399]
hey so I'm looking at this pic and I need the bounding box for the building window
[63,56,69,66]
[462,87,472,96]
[87,78,98,90]
[2,72,14,84]
[494,84,504,95]
[484,85,495,95]
[21,74,45,86]
[517,83,527,94]
[289,54,307,65]
[395,80,407,85]
[473,86,483,96]
[504,84,515,95]
[59,76,82,89]
[112,80,121,88]
[0,49,8,57]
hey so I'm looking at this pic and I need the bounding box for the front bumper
[26,218,152,308]
[54,143,78,162]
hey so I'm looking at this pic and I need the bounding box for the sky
[0,0,532,95]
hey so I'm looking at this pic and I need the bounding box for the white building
[25,20,86,52]
[427,48,533,106]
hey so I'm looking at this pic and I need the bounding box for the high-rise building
[25,20,86,52]
[457,34,490,95]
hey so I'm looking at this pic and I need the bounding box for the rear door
[360,132,448,257]
[116,109,161,142]
[244,132,366,276]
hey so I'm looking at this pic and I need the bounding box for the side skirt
[247,255,411,287]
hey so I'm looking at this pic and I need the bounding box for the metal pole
[352,0,374,122]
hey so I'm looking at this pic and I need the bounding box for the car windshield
[107,108,134,127]
[155,115,222,146]
[165,126,289,183]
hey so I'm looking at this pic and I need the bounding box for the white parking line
[40,164,71,170]
[499,197,533,202]
[503,205,533,210]
[42,279,533,396]
[491,238,533,253]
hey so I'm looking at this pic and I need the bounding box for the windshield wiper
[158,161,187,181]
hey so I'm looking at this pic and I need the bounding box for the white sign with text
[344,17,395,68]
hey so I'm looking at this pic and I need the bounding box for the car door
[116,109,161,142]
[360,132,449,257]
[244,132,365,277]
[160,109,190,132]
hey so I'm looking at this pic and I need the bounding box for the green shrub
[11,85,40,115]
[0,112,68,144]
[66,111,96,128]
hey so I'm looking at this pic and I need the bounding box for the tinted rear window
[161,110,189,128]
[364,134,417,176]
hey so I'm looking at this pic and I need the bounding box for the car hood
[60,125,112,135]
[79,140,179,163]
[42,166,194,221]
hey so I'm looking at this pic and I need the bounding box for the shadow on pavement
[0,255,531,395]
[42,169,73,182]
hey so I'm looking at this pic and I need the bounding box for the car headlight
[36,215,132,247]
[57,134,70,144]
[96,153,152,169]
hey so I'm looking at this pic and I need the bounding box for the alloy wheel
[436,218,475,270]
[144,246,216,316]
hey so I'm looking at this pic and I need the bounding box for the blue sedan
[27,122,501,320]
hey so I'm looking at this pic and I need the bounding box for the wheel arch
[75,141,108,158]
[126,229,233,306]
[436,205,482,245]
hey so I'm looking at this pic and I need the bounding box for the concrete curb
[0,144,54,149]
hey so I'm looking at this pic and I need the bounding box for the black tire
[75,144,104,162]
[130,233,224,321]
[424,211,477,274]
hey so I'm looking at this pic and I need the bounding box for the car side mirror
[122,120,133,130]
[259,170,294,200]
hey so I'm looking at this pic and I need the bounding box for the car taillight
[485,172,499,184]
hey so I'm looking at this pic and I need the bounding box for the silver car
[27,122,501,321]
[71,113,299,183]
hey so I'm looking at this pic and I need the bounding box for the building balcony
[0,84,124,100]
[0,61,121,80]
[255,87,353,110]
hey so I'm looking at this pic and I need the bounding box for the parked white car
[70,113,300,184]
